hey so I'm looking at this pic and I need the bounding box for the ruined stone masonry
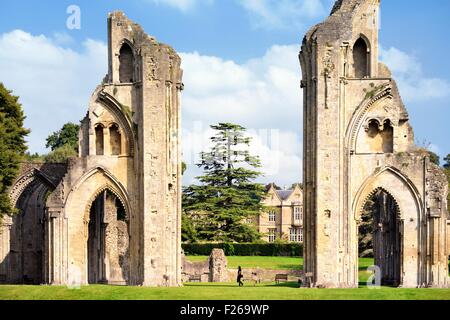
[0,12,183,287]
[300,0,449,288]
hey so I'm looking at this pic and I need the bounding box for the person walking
[237,266,244,287]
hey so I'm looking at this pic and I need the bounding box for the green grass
[0,257,448,300]
[186,256,303,270]
[1,283,449,300]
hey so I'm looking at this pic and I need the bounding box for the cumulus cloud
[148,0,214,12]
[237,0,326,29]
[0,30,108,154]
[379,46,450,103]
[181,44,303,185]
[0,29,302,185]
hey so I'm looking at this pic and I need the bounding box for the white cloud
[148,0,213,12]
[237,0,326,29]
[0,30,107,154]
[0,29,302,186]
[181,44,303,185]
[379,46,450,103]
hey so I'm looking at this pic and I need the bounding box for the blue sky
[1,0,449,185]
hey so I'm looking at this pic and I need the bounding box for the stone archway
[86,189,129,285]
[64,167,131,285]
[358,188,402,286]
[353,167,423,287]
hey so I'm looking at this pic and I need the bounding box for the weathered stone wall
[181,249,229,283]
[300,0,449,288]
[1,11,183,287]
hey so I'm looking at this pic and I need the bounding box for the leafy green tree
[24,152,45,162]
[182,123,265,243]
[0,83,29,217]
[444,154,450,169]
[428,151,440,166]
[46,122,79,152]
[44,144,77,163]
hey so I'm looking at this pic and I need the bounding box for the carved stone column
[0,218,12,283]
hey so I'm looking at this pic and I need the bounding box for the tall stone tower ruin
[300,0,449,288]
[0,12,183,287]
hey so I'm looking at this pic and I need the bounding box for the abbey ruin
[0,12,183,287]
[300,0,449,288]
[0,0,448,289]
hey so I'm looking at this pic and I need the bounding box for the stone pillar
[104,127,111,156]
[209,249,228,282]
[103,192,125,285]
[45,208,67,285]
[0,218,12,283]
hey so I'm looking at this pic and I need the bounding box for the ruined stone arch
[83,184,130,224]
[97,91,135,156]
[353,166,423,222]
[345,86,393,153]
[5,168,57,284]
[352,166,424,287]
[9,169,56,208]
[65,166,130,212]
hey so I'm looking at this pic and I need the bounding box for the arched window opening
[359,189,401,287]
[353,37,369,78]
[381,120,394,153]
[109,124,122,156]
[365,119,394,154]
[119,43,134,83]
[95,125,104,156]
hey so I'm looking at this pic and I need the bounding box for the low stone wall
[182,250,302,283]
[227,269,303,283]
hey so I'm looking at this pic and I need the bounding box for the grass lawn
[0,257,448,300]
[1,283,449,300]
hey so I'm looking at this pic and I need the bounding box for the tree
[182,123,265,243]
[46,122,79,152]
[428,151,440,166]
[43,122,80,163]
[444,154,450,169]
[44,144,78,163]
[0,83,29,217]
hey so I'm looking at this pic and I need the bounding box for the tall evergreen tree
[0,83,29,218]
[182,123,265,243]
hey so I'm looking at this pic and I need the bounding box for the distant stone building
[257,184,304,243]
[300,0,449,288]
[0,12,183,287]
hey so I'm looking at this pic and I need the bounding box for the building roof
[276,190,294,201]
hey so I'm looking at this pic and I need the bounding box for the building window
[268,210,276,222]
[290,228,303,243]
[294,206,301,221]
[268,229,277,243]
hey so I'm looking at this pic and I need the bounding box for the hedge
[182,243,303,257]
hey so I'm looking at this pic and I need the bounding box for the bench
[275,274,289,284]
[188,275,202,283]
